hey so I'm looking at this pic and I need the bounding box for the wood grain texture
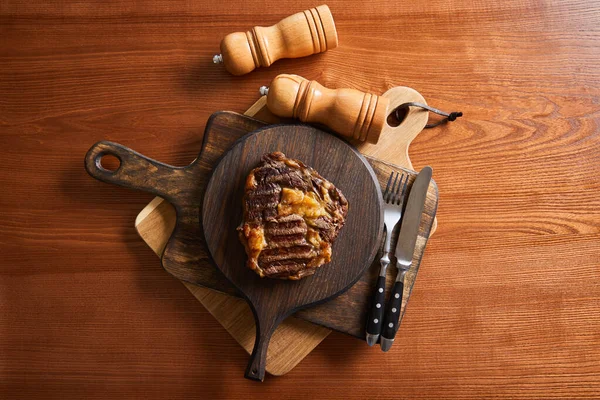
[134,92,431,377]
[135,195,332,376]
[2,0,600,399]
[84,112,437,339]
[202,124,384,380]
[135,102,332,378]
[264,74,389,143]
[218,4,337,75]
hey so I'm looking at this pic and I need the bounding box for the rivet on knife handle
[260,74,389,144]
[213,5,338,75]
[380,280,404,352]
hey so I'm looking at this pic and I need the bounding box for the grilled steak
[238,152,348,280]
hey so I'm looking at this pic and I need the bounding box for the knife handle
[213,5,338,75]
[365,275,387,345]
[380,280,404,351]
[262,74,389,144]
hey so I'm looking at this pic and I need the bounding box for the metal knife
[380,166,432,352]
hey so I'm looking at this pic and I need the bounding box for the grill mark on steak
[238,152,348,280]
[261,261,313,279]
[259,245,315,262]
[265,234,306,248]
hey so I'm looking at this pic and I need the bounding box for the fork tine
[383,171,394,203]
[393,173,404,205]
[399,173,409,206]
[388,172,398,204]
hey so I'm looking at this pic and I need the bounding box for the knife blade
[380,166,432,352]
[395,166,432,267]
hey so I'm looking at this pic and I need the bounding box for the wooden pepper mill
[260,74,390,144]
[213,5,338,76]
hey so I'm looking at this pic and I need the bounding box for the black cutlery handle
[381,280,404,341]
[366,276,387,339]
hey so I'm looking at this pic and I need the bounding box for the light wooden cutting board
[135,87,435,375]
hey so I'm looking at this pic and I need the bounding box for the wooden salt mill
[213,5,338,75]
[260,74,390,144]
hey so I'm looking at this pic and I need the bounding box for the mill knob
[213,5,338,76]
[261,74,389,144]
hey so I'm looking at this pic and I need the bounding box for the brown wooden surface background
[1,1,599,398]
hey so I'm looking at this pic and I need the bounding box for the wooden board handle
[215,5,338,75]
[263,74,389,144]
[245,309,279,382]
[84,141,184,203]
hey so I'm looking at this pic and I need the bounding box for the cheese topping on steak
[238,152,348,280]
[278,188,330,219]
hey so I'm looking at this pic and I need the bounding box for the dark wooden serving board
[202,125,383,380]
[85,112,438,340]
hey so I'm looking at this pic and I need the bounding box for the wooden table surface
[2,0,599,398]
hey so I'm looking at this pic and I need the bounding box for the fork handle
[365,275,387,344]
[380,280,404,352]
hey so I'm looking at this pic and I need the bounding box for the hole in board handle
[386,105,409,128]
[97,153,121,173]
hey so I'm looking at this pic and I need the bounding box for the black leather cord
[393,102,463,128]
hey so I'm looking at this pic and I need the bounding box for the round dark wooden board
[202,124,383,381]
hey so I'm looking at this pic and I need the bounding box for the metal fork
[366,171,409,346]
